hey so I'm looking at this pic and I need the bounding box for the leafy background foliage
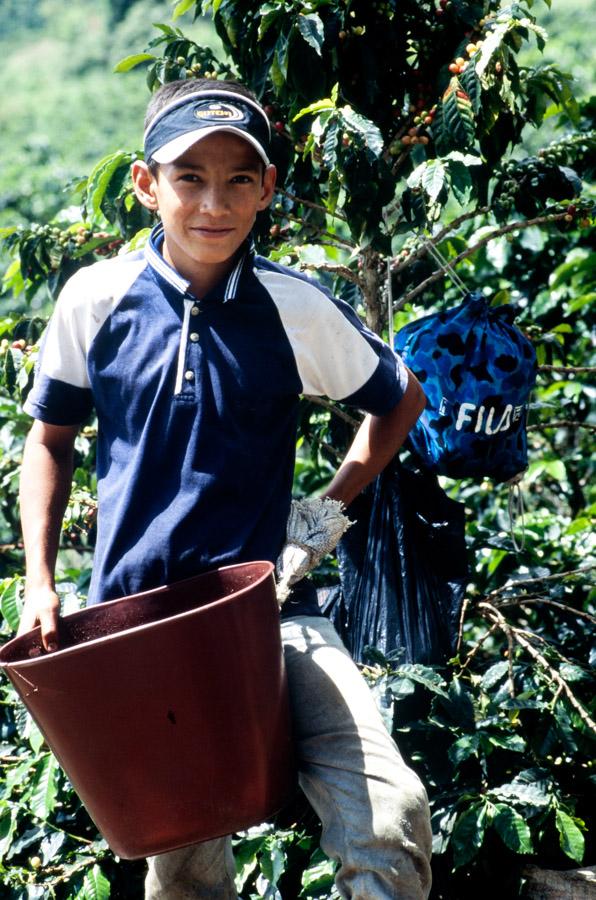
[0,0,594,897]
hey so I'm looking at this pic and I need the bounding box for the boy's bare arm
[18,420,79,650]
[323,369,426,508]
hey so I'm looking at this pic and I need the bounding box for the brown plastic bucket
[0,561,296,859]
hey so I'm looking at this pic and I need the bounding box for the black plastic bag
[322,461,469,665]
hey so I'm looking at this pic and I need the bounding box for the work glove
[275,497,353,604]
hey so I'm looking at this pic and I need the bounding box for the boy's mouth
[191,226,234,237]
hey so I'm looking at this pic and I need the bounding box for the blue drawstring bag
[394,292,537,483]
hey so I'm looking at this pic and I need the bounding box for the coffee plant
[0,0,594,896]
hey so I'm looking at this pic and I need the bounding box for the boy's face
[132,131,276,288]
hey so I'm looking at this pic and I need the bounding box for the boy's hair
[145,79,263,176]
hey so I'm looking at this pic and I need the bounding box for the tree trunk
[523,865,596,899]
[360,248,384,335]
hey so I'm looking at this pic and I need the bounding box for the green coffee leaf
[235,847,260,891]
[113,53,156,73]
[76,864,111,900]
[559,663,588,683]
[422,160,448,202]
[297,13,324,56]
[260,835,287,886]
[151,23,181,39]
[392,664,449,698]
[388,677,416,700]
[339,107,383,159]
[3,755,34,801]
[125,227,152,252]
[492,803,533,854]
[544,459,567,481]
[459,64,481,113]
[2,258,25,299]
[448,734,480,767]
[0,577,22,631]
[565,515,593,534]
[29,753,59,820]
[451,802,487,868]
[476,21,510,80]
[431,806,458,855]
[0,806,17,860]
[275,33,290,81]
[39,830,66,866]
[3,345,16,394]
[491,769,552,811]
[440,677,476,726]
[442,81,476,149]
[555,810,585,863]
[28,717,46,755]
[293,97,336,121]
[172,0,197,20]
[526,458,568,484]
[300,855,336,894]
[485,733,526,753]
[449,162,473,204]
[323,120,339,169]
[85,152,134,223]
[258,9,282,40]
[481,661,510,691]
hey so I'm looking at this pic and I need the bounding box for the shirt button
[190,306,200,316]
[189,332,199,342]
[184,370,195,382]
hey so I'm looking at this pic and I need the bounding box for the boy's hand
[18,586,61,652]
[19,419,78,653]
[276,497,353,603]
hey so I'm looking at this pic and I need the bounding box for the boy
[18,79,432,898]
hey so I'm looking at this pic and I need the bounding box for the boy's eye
[176,173,255,184]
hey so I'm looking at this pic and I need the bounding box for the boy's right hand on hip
[18,586,61,652]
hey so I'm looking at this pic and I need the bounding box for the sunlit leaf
[296,13,324,56]
[0,577,22,630]
[293,98,336,122]
[172,0,197,20]
[76,864,111,900]
[491,770,552,812]
[113,53,156,73]
[339,107,383,159]
[485,733,525,753]
[85,152,135,223]
[0,807,17,860]
[40,830,66,866]
[431,806,458,855]
[300,855,336,892]
[481,661,510,690]
[392,664,449,698]
[423,160,448,202]
[29,753,59,820]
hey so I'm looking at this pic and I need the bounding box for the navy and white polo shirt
[25,224,409,610]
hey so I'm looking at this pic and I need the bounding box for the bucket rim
[0,560,276,669]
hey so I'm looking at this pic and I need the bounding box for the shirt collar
[146,223,190,295]
[145,222,251,303]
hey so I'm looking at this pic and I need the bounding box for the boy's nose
[200,186,228,215]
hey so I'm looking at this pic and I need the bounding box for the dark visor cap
[144,90,272,166]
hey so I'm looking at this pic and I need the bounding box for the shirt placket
[174,295,202,397]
